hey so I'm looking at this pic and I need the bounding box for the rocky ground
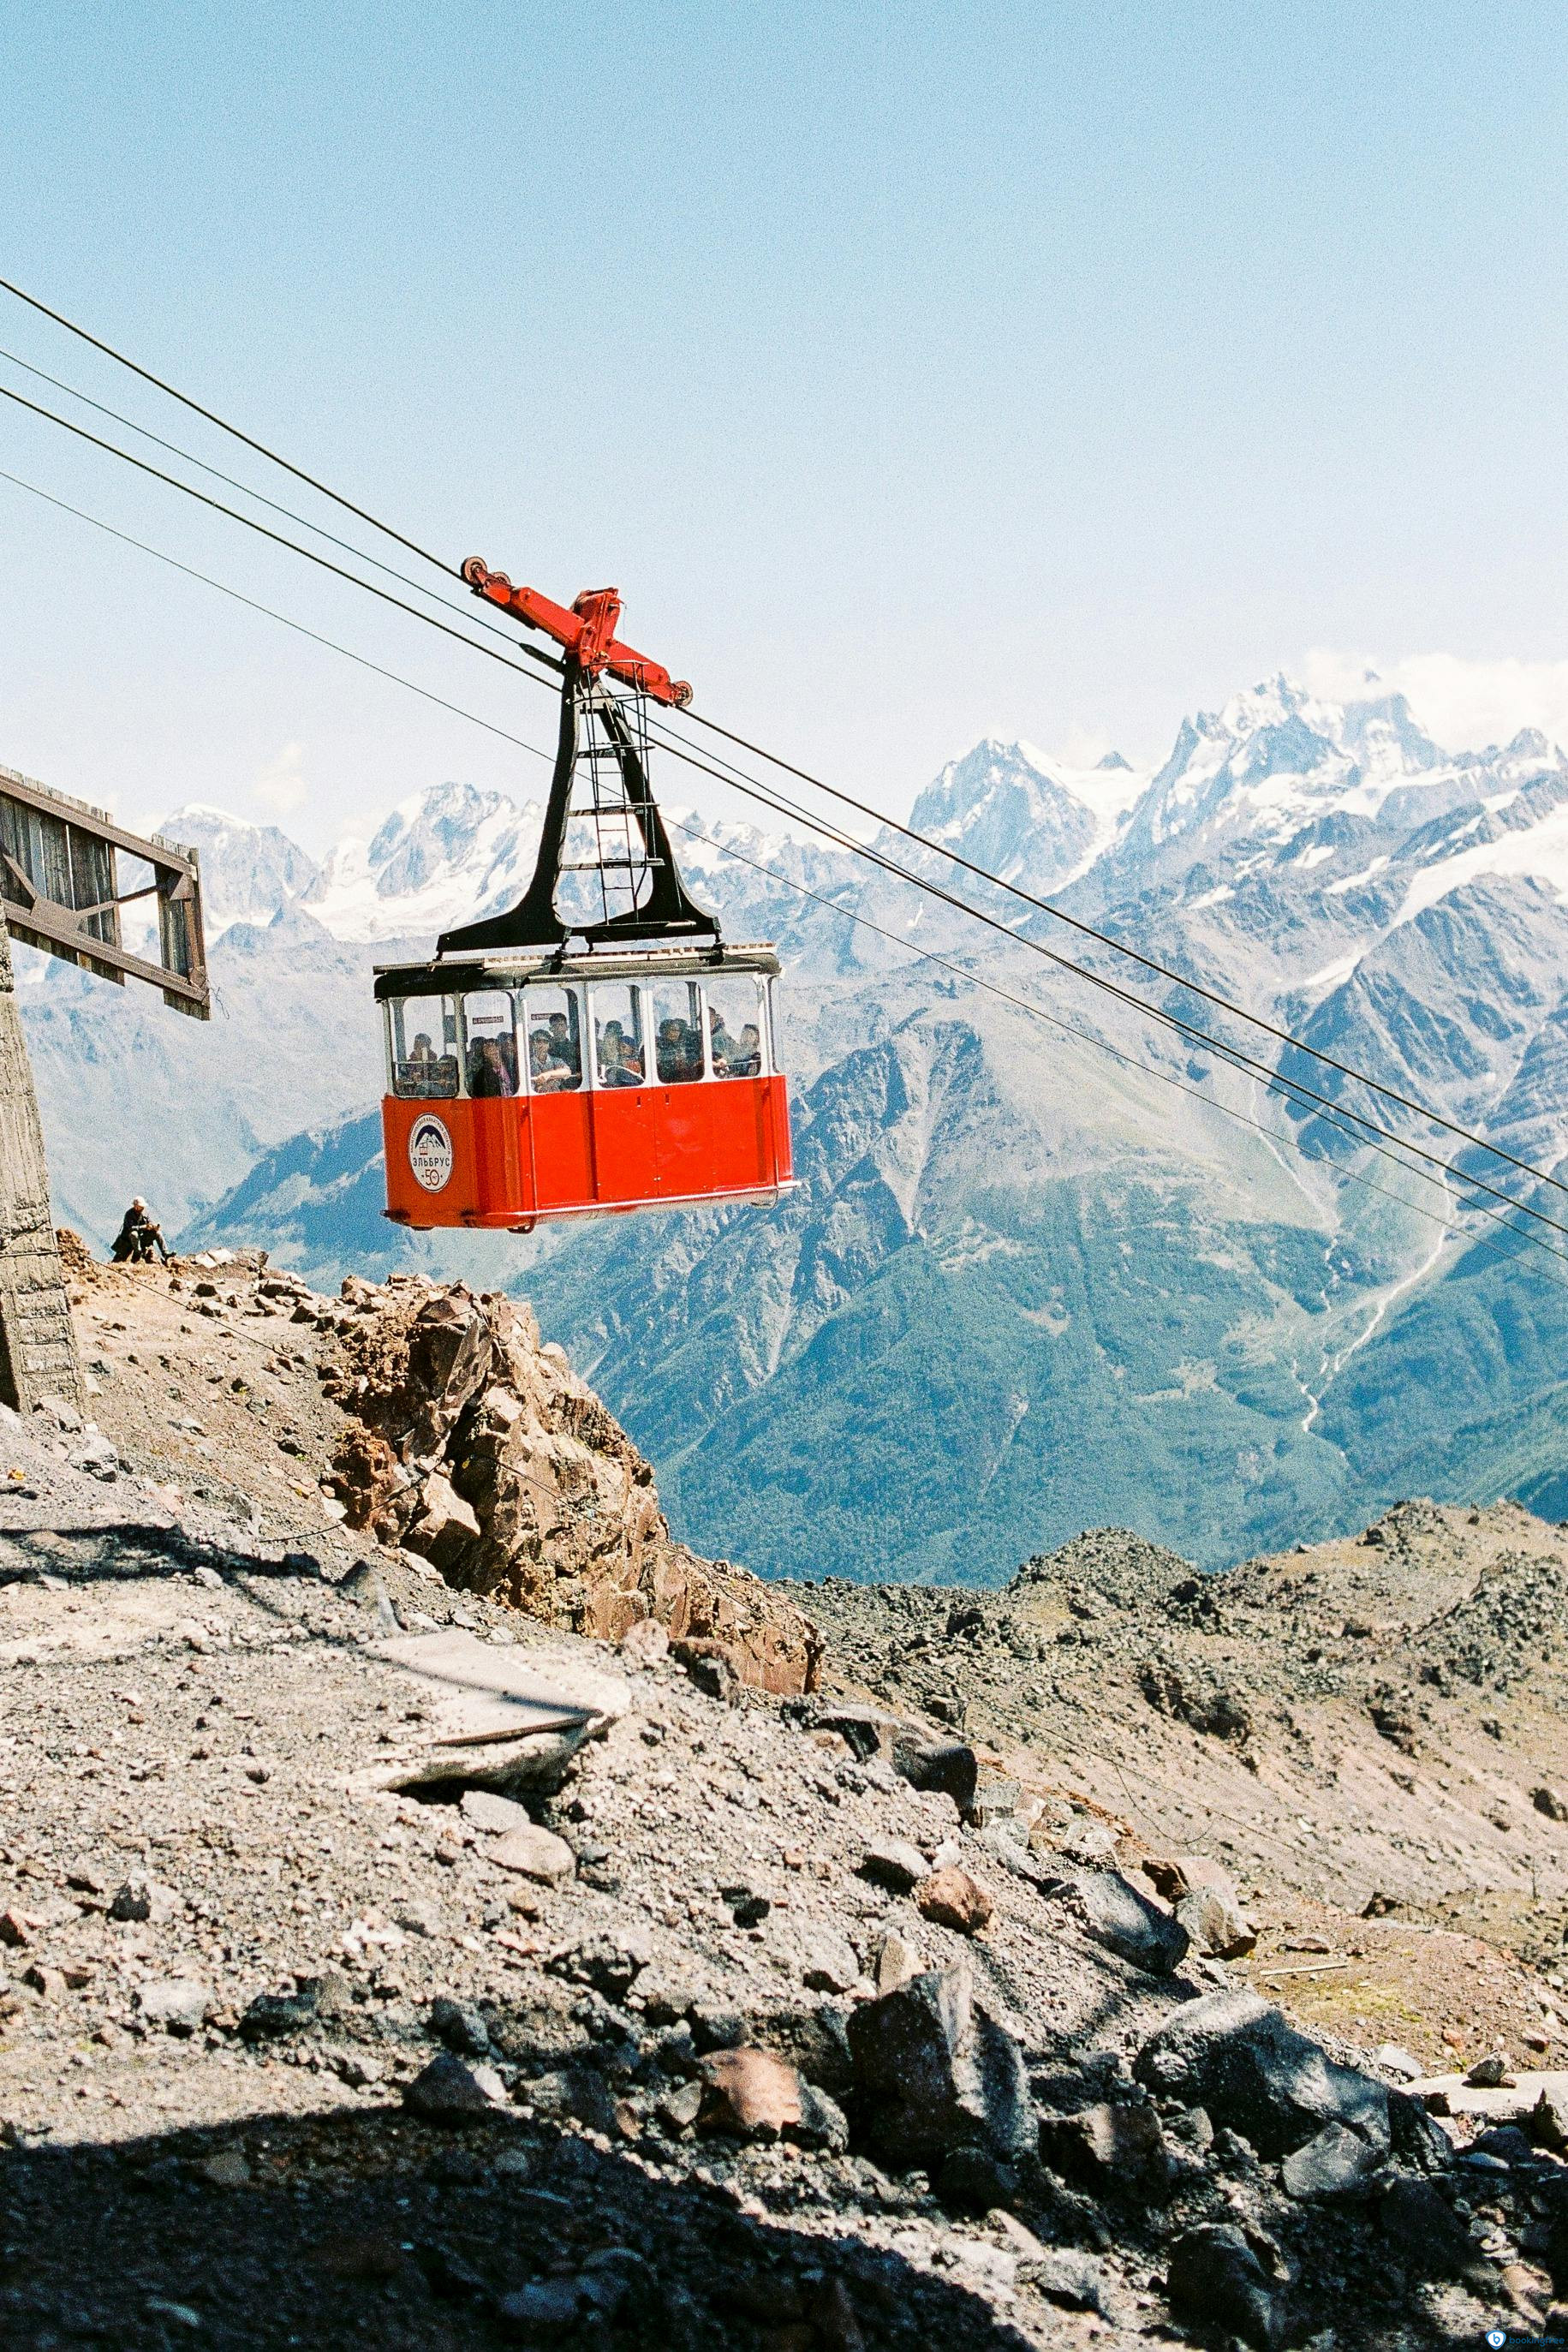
[0,1248,1564,2347]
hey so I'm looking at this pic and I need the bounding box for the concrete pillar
[0,916,83,1412]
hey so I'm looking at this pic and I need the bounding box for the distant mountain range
[21,671,1568,1581]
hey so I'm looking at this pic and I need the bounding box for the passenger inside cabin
[707,1006,738,1072]
[529,1030,574,1092]
[731,1023,761,1077]
[410,1033,435,1065]
[598,1022,643,1086]
[468,1036,515,1098]
[546,1012,580,1078]
[656,1018,701,1083]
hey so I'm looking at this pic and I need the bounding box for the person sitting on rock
[110,1197,170,1264]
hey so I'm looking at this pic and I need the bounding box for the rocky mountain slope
[20,671,1568,1579]
[5,1244,1568,2346]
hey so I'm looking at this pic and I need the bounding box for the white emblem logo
[408,1113,454,1192]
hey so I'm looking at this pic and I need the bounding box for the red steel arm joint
[461,556,693,707]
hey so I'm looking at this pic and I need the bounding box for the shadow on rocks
[0,2103,1038,2351]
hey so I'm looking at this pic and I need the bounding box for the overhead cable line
[5,456,1566,1296]
[0,469,560,766]
[9,367,1566,1257]
[0,340,578,660]
[8,273,1566,1223]
[644,725,1568,1255]
[0,273,453,576]
[677,699,1568,1209]
[0,379,568,697]
[4,392,1565,1261]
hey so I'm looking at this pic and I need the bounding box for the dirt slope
[0,1246,1564,2347]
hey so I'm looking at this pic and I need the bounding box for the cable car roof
[372,941,781,1001]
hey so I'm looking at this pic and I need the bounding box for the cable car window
[650,980,704,1084]
[701,972,766,1078]
[388,995,460,1098]
[462,990,517,1097]
[591,982,646,1088]
[521,983,583,1093]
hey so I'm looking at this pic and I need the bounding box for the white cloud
[1301,648,1568,755]
[253,741,308,816]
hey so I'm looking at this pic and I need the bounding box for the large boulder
[846,1962,1034,2167]
[1135,1989,1388,2158]
[325,1285,824,1693]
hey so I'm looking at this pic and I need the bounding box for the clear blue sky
[3,0,1566,850]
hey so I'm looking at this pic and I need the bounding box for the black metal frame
[436,660,720,958]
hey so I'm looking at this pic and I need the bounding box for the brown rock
[0,1912,29,1949]
[1176,1883,1258,1960]
[915,1867,994,1934]
[697,2046,803,2140]
[325,1286,824,1694]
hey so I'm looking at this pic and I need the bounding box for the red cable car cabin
[378,946,791,1229]
[378,559,794,1232]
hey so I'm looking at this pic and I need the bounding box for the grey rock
[963,1777,1021,1828]
[69,1433,120,1481]
[1045,1866,1190,1975]
[689,2004,748,2054]
[461,1789,533,1835]
[1134,1988,1388,2157]
[656,2078,703,2132]
[1470,2122,1535,2166]
[1374,2043,1423,2081]
[1380,2175,1483,2279]
[794,2079,850,2153]
[237,1989,317,2040]
[1057,1818,1119,1865]
[1280,2120,1386,2201]
[891,1735,979,1808]
[402,2051,507,2122]
[136,1979,211,2035]
[793,1918,862,1994]
[430,1996,492,2057]
[846,1961,1034,2165]
[860,1836,929,1893]
[1388,2087,1454,2173]
[1040,2098,1169,2193]
[546,1928,650,2000]
[1531,2084,1568,2152]
[813,1704,898,1760]
[1031,2249,1107,2313]
[1167,2224,1283,2349]
[497,2276,584,2332]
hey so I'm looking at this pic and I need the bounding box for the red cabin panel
[382,1074,792,1230]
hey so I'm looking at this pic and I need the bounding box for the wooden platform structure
[0,762,209,1411]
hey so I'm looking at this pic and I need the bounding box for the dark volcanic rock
[1167,2223,1283,2349]
[846,1962,1033,2166]
[1134,1989,1388,2157]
